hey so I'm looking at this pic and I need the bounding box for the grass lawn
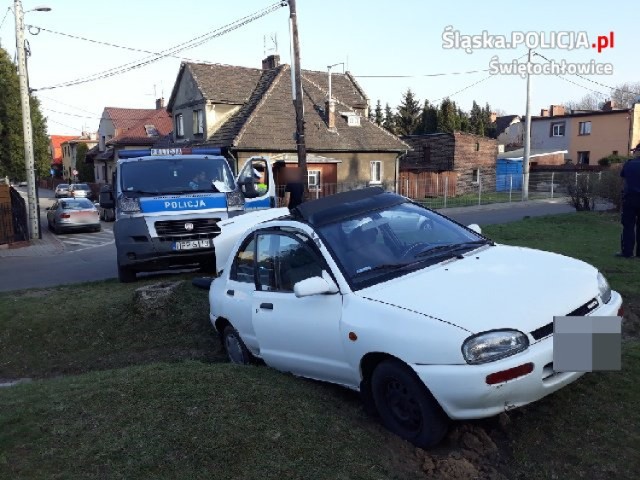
[0,211,638,479]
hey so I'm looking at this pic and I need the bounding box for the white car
[208,187,622,448]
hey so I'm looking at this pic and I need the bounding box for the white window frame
[579,121,591,135]
[472,168,480,184]
[370,161,382,184]
[308,170,321,190]
[193,109,204,135]
[551,122,565,137]
[175,114,184,138]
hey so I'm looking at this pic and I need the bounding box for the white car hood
[359,245,600,335]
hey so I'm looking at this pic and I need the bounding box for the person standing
[618,144,640,258]
[283,167,305,210]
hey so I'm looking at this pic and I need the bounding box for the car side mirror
[467,223,482,234]
[293,271,339,298]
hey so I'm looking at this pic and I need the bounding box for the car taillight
[60,213,71,218]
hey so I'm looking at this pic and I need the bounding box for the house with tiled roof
[61,134,98,182]
[88,100,172,184]
[165,55,409,191]
[48,135,77,178]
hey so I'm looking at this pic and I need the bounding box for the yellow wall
[569,111,632,163]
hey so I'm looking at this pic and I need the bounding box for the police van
[99,148,275,282]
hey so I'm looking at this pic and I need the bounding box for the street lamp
[14,0,51,240]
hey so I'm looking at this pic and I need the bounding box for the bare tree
[609,82,640,108]
[564,93,602,112]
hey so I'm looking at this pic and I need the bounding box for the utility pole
[14,0,39,239]
[288,0,307,177]
[522,48,533,201]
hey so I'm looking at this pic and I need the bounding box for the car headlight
[119,196,141,213]
[462,330,529,365]
[597,272,611,304]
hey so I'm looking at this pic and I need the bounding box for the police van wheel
[118,265,136,283]
[199,257,216,274]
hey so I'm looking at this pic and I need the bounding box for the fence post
[405,178,409,197]
[444,176,448,208]
[509,175,512,202]
[478,172,482,206]
[551,172,555,199]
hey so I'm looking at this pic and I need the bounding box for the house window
[578,121,591,135]
[475,142,480,152]
[308,170,321,190]
[613,150,618,156]
[551,122,565,137]
[577,151,590,164]
[192,109,204,135]
[472,169,480,183]
[175,114,184,138]
[370,161,382,184]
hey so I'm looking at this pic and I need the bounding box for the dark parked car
[46,198,101,234]
[54,183,70,198]
[68,183,95,201]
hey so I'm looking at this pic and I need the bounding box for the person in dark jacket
[617,144,640,257]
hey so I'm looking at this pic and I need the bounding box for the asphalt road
[0,193,582,292]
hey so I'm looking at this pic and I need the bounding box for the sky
[0,0,636,136]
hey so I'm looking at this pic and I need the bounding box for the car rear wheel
[371,359,448,449]
[117,265,136,283]
[222,325,254,365]
[53,223,62,235]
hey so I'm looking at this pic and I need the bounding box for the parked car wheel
[222,325,255,365]
[117,265,136,283]
[53,223,63,235]
[93,224,102,233]
[371,359,448,449]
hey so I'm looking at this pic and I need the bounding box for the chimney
[262,54,280,70]
[325,99,336,129]
[550,105,565,116]
[602,100,616,111]
[540,108,550,117]
[155,97,165,109]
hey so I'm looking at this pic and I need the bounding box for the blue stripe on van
[140,194,227,213]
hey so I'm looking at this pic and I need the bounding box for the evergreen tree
[374,100,383,126]
[76,143,94,182]
[383,103,396,134]
[0,47,49,181]
[395,88,421,136]
[437,98,456,133]
[469,101,483,135]
[419,100,438,134]
[458,107,470,133]
[482,102,497,138]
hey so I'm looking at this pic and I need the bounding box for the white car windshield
[318,202,489,288]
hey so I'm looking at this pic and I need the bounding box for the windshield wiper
[353,261,421,277]
[123,189,159,196]
[414,240,493,259]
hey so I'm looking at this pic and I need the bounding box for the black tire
[117,264,136,283]
[94,224,102,232]
[53,223,62,235]
[222,325,254,365]
[371,359,448,449]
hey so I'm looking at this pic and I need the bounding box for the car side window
[275,234,324,292]
[230,236,256,284]
[256,234,277,291]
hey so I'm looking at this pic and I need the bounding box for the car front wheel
[371,359,448,449]
[222,325,254,365]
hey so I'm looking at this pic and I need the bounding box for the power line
[35,94,101,115]
[354,68,490,78]
[433,75,494,103]
[25,24,213,65]
[33,1,287,91]
[0,6,10,31]
[46,117,84,132]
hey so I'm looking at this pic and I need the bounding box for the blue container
[496,159,523,192]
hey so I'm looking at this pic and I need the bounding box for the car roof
[291,187,407,227]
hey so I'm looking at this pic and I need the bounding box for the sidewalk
[434,197,572,215]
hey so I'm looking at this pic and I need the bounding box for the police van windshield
[120,157,236,195]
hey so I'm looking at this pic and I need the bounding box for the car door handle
[226,289,234,296]
[260,302,273,310]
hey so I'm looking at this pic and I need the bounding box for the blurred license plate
[173,239,210,251]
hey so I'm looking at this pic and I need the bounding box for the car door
[236,156,275,210]
[220,234,261,354]
[250,231,356,386]
[47,201,58,225]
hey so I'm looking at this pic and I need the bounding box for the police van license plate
[173,239,211,251]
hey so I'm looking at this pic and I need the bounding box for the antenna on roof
[263,32,278,56]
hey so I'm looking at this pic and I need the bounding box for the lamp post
[14,1,51,240]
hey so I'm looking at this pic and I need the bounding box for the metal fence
[274,171,608,210]
[0,188,29,245]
